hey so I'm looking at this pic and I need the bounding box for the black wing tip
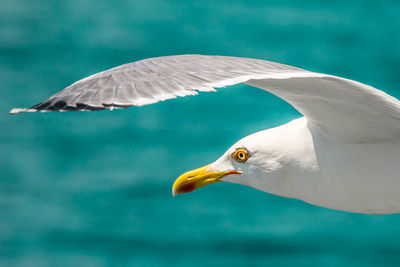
[9,103,132,114]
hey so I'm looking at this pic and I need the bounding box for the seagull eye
[232,148,249,162]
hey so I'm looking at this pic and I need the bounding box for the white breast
[302,129,400,214]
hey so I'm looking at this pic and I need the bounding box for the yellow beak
[172,164,241,196]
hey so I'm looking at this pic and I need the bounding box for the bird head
[172,129,285,196]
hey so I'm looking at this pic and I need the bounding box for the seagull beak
[172,164,241,196]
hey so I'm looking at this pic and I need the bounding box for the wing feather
[10,54,400,141]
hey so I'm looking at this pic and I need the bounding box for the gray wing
[10,54,400,141]
[9,55,318,113]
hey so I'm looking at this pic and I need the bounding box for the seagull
[10,55,400,214]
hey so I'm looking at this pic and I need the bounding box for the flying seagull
[10,55,400,214]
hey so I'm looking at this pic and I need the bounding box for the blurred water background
[1,0,400,266]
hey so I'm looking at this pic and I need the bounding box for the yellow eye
[232,148,249,162]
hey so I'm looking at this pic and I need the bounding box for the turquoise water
[2,0,400,266]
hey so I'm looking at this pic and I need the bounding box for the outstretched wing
[10,54,400,141]
[10,55,317,112]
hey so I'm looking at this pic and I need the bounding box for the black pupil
[239,152,244,159]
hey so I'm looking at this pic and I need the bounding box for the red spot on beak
[175,182,196,195]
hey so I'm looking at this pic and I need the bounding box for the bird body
[221,117,400,214]
[11,55,400,214]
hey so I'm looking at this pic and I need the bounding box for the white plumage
[11,55,400,214]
